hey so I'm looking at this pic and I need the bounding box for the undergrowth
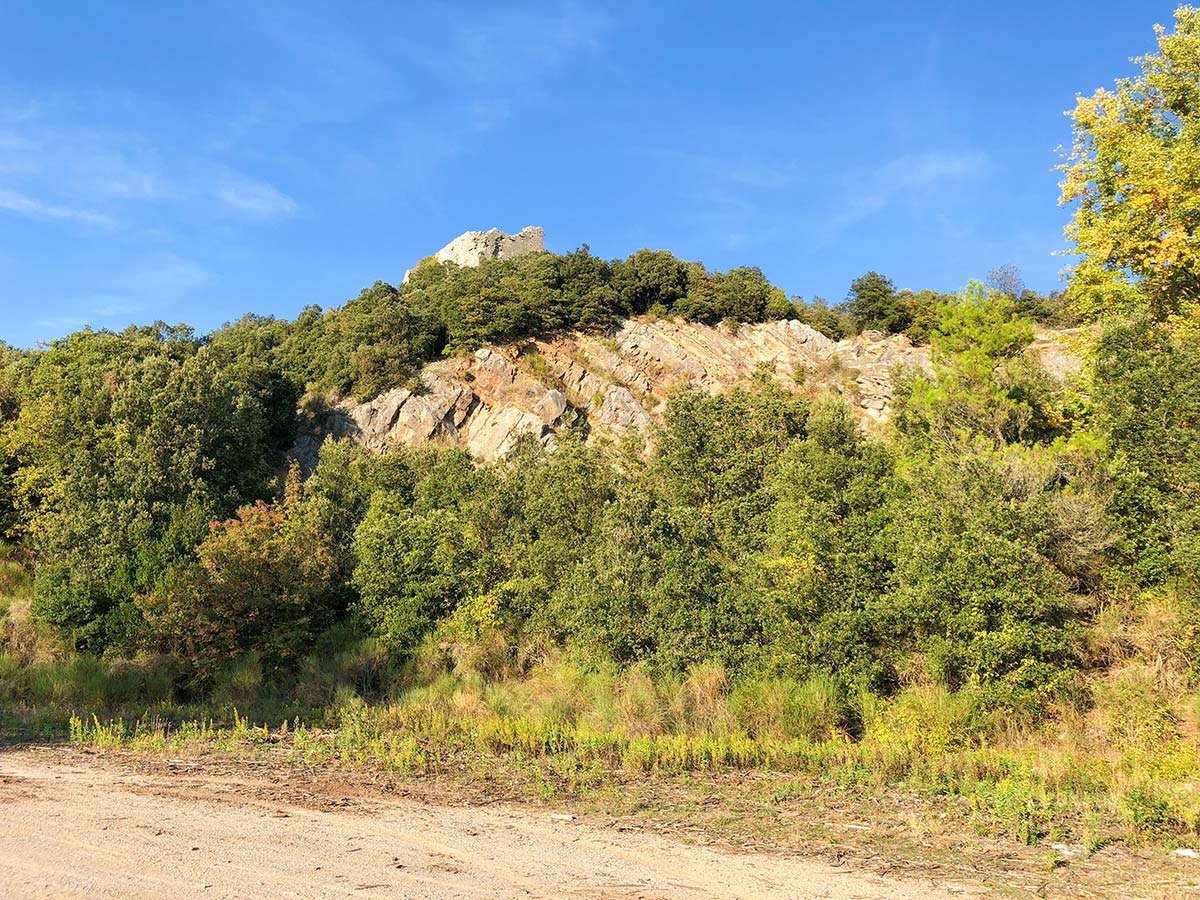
[5,552,1199,853]
[34,653,1200,851]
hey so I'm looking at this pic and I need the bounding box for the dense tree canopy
[178,247,817,405]
[893,283,1064,448]
[1060,6,1200,331]
[1092,320,1200,593]
[2,326,285,652]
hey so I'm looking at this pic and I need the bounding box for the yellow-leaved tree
[1060,6,1200,333]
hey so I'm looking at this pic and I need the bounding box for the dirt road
[0,747,971,900]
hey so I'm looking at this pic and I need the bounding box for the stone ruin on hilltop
[404,226,545,282]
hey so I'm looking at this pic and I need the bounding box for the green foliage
[1092,321,1200,595]
[886,446,1084,703]
[895,288,949,344]
[553,484,755,672]
[0,653,179,712]
[273,283,445,399]
[758,400,897,691]
[792,296,852,340]
[352,437,619,660]
[729,674,848,741]
[0,289,1110,718]
[2,325,284,652]
[673,265,792,325]
[844,271,908,334]
[1121,783,1181,839]
[0,266,1135,729]
[550,383,809,673]
[884,286,1113,705]
[651,379,809,550]
[894,283,1063,449]
[253,247,799,403]
[6,8,1200,851]
[0,243,804,660]
[610,249,689,314]
[139,467,339,680]
[1059,6,1200,330]
[355,499,479,654]
[301,438,418,605]
[203,314,303,449]
[0,352,19,540]
[983,266,1077,328]
[0,183,1189,756]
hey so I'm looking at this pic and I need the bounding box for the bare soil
[0,746,1194,899]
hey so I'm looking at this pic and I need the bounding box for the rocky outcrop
[435,226,545,268]
[1030,329,1087,380]
[526,319,947,434]
[402,227,546,283]
[292,318,1084,469]
[291,348,570,469]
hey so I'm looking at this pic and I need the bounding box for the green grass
[40,659,1200,851]
[56,698,1178,846]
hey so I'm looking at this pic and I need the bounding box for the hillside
[6,6,1200,900]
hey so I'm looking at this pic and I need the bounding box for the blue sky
[0,1,1180,346]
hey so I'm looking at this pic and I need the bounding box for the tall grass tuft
[730,674,846,741]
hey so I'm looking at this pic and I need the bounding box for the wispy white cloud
[215,176,297,219]
[33,298,145,335]
[0,104,178,207]
[32,314,92,334]
[659,149,805,192]
[0,99,301,231]
[0,131,40,175]
[223,1,617,205]
[641,140,990,263]
[645,145,808,252]
[833,150,988,227]
[33,295,145,335]
[0,186,118,228]
[65,149,176,202]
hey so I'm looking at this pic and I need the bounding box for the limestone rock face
[292,317,1081,469]
[531,318,926,433]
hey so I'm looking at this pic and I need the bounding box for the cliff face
[536,318,915,434]
[292,317,1084,468]
[292,347,569,467]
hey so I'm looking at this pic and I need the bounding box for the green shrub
[860,685,991,753]
[1121,784,1180,839]
[139,466,339,680]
